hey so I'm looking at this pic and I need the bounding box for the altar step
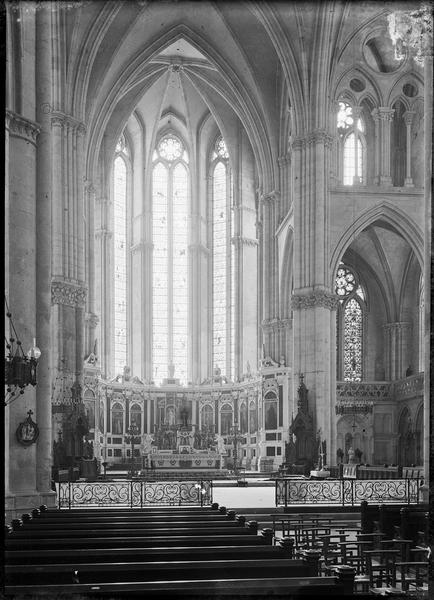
[104,469,230,481]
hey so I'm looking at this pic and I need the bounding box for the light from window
[337,102,363,132]
[216,137,229,159]
[152,136,189,384]
[343,298,363,381]
[335,265,356,297]
[113,155,127,375]
[213,161,227,374]
[152,162,168,383]
[172,163,188,383]
[343,133,363,185]
[158,136,183,161]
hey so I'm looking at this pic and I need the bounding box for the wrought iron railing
[57,480,213,509]
[275,478,421,507]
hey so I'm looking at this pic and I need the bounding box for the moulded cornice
[291,290,340,310]
[6,110,40,145]
[51,279,88,307]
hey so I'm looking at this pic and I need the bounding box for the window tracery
[337,101,366,185]
[335,264,365,382]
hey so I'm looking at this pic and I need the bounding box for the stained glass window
[343,298,363,381]
[212,137,234,380]
[335,265,356,297]
[213,161,227,372]
[335,264,364,382]
[152,135,189,384]
[113,150,128,376]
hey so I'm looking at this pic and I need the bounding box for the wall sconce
[5,302,41,405]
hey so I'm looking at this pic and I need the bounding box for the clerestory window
[337,101,366,185]
[152,135,189,385]
[113,135,129,376]
[211,136,235,380]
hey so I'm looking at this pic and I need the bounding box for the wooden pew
[5,543,292,565]
[4,574,354,598]
[5,533,269,551]
[5,557,318,585]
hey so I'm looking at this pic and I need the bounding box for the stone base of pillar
[5,491,57,524]
[379,176,393,186]
[404,178,414,187]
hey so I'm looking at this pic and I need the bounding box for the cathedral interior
[3,2,432,596]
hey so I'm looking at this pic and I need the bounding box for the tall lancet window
[152,135,189,385]
[337,101,366,185]
[335,264,365,381]
[211,136,234,379]
[113,135,128,375]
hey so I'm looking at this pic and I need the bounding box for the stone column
[94,203,112,379]
[378,108,395,186]
[291,129,338,458]
[5,109,40,517]
[383,322,412,380]
[352,106,362,184]
[423,55,432,493]
[260,191,280,360]
[371,109,381,185]
[403,111,415,187]
[35,4,55,501]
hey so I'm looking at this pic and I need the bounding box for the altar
[147,451,221,470]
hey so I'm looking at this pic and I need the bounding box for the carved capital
[51,280,87,307]
[261,318,292,332]
[51,111,86,136]
[403,110,415,127]
[85,312,99,328]
[260,190,280,204]
[291,290,340,310]
[293,129,334,149]
[378,107,395,122]
[6,110,40,145]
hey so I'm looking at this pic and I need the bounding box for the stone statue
[123,365,131,381]
[348,447,355,464]
[143,433,154,454]
[215,434,226,454]
[180,406,189,427]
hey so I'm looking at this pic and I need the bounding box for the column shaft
[35,4,53,495]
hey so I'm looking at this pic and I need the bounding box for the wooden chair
[396,560,429,592]
[363,549,401,594]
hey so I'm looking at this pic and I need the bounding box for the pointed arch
[330,202,423,283]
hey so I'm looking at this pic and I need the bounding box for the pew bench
[5,543,292,565]
[5,557,318,586]
[5,533,270,550]
[8,523,258,540]
[4,574,354,598]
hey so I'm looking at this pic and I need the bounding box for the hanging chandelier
[5,298,41,405]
